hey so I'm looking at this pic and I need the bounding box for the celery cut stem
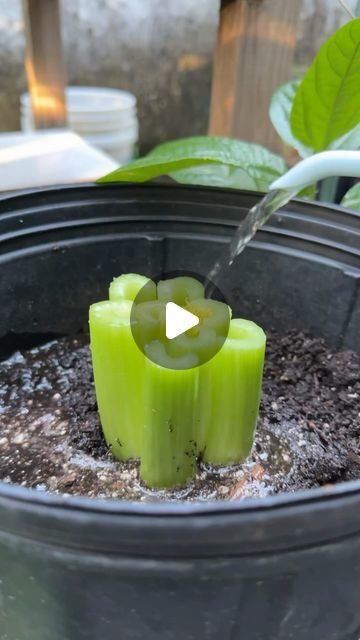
[140,357,198,488]
[167,326,217,361]
[197,319,266,465]
[146,340,198,370]
[89,300,144,459]
[109,273,156,303]
[186,298,230,337]
[157,276,204,306]
[132,301,166,350]
[90,273,267,488]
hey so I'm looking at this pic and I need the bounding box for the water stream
[205,188,297,295]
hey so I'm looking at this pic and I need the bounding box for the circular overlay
[130,271,230,370]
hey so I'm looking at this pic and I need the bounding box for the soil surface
[0,331,359,502]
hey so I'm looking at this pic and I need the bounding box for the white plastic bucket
[85,127,139,164]
[21,86,138,163]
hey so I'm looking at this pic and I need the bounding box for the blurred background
[0,0,357,154]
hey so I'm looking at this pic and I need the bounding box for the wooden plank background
[22,0,67,129]
[209,0,303,152]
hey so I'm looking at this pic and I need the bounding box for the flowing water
[206,188,297,295]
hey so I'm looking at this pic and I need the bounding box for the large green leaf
[269,80,312,158]
[290,18,360,151]
[170,164,274,192]
[340,182,360,209]
[97,153,215,183]
[270,79,360,156]
[328,123,360,151]
[97,136,287,190]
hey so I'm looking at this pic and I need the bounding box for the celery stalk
[140,351,198,488]
[90,272,267,488]
[146,340,198,370]
[157,276,204,306]
[186,298,230,337]
[197,319,266,465]
[109,273,156,303]
[89,300,144,459]
[167,325,217,361]
[131,301,166,350]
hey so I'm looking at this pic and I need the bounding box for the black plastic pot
[0,184,359,640]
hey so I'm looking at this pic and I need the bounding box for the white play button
[165,302,199,340]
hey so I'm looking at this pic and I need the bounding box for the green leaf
[329,123,360,151]
[97,154,216,183]
[340,182,360,209]
[290,18,360,151]
[97,136,287,190]
[169,164,270,191]
[270,78,360,156]
[269,80,312,158]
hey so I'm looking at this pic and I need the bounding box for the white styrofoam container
[0,130,118,191]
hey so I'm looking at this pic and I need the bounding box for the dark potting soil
[0,331,359,502]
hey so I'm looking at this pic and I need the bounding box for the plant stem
[109,273,156,303]
[90,274,267,488]
[157,276,204,306]
[89,300,144,459]
[197,319,266,465]
[140,356,198,488]
[145,340,198,370]
[167,325,217,361]
[186,298,231,336]
[131,301,167,350]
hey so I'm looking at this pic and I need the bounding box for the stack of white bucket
[20,86,138,164]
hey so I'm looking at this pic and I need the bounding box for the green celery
[89,300,144,459]
[186,298,230,337]
[131,301,166,350]
[90,273,267,489]
[197,319,266,465]
[140,349,198,488]
[146,340,198,370]
[109,273,156,303]
[157,276,204,307]
[167,325,217,362]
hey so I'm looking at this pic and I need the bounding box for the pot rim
[0,181,359,219]
[0,477,359,516]
[0,182,359,517]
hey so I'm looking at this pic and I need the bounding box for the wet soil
[0,331,359,502]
